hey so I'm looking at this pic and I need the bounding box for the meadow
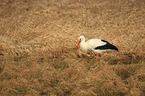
[0,0,145,95]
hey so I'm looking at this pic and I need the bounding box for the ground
[0,0,145,95]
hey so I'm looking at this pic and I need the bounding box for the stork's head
[76,36,85,48]
[79,36,85,41]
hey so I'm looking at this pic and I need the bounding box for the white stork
[76,36,118,61]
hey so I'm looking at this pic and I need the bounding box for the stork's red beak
[76,41,81,48]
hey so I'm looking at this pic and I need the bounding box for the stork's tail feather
[112,45,119,51]
[95,41,119,51]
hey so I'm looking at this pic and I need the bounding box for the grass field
[0,0,145,95]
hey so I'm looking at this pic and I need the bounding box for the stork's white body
[80,38,108,54]
[76,36,118,61]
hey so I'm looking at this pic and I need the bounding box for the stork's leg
[78,50,92,58]
[81,51,91,57]
[96,54,98,61]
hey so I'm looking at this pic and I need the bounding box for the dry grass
[0,0,145,95]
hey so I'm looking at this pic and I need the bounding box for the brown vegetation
[0,0,145,95]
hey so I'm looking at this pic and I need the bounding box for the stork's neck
[80,38,89,53]
[80,39,86,46]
